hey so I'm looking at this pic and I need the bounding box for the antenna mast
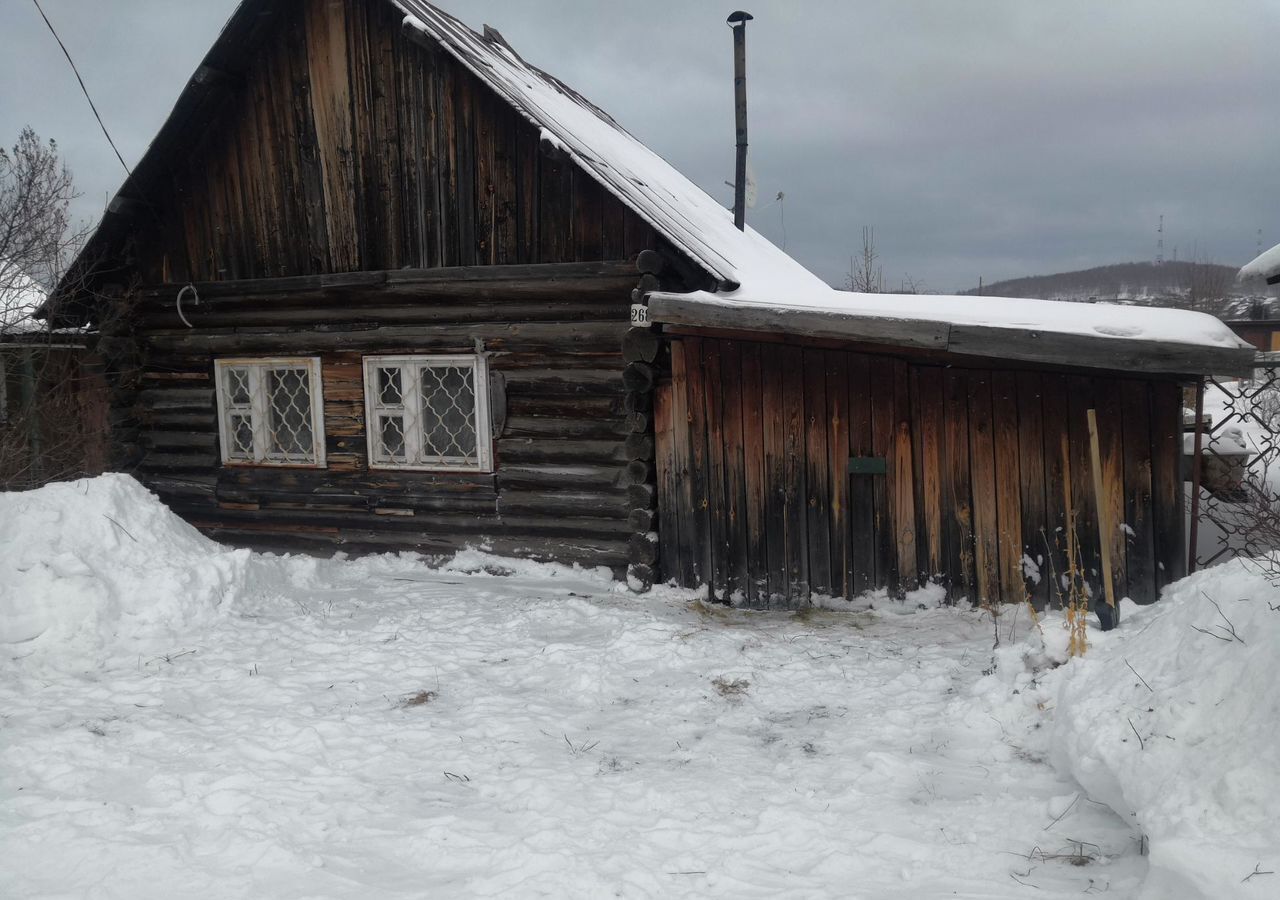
[1156,215,1164,266]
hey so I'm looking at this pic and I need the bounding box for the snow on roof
[398,2,1250,371]
[395,1,823,294]
[1239,241,1280,283]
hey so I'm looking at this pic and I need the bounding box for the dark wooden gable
[121,0,657,285]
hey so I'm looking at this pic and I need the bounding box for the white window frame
[213,357,326,467]
[362,354,493,473]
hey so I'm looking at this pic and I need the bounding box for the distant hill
[962,261,1241,303]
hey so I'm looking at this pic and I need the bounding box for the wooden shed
[55,0,1255,607]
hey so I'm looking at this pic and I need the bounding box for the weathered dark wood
[622,362,656,393]
[652,378,677,583]
[623,459,654,486]
[627,508,656,531]
[781,346,809,601]
[622,327,661,364]
[624,433,655,460]
[740,341,768,606]
[825,350,850,599]
[847,353,876,596]
[686,338,713,588]
[669,340,696,586]
[868,356,897,592]
[702,339,730,599]
[1040,373,1072,605]
[1016,371,1049,607]
[1150,379,1185,592]
[761,342,788,602]
[628,531,658,565]
[803,349,832,595]
[912,366,944,585]
[1095,381,1127,600]
[720,340,749,601]
[636,249,664,275]
[967,371,999,606]
[1121,380,1157,603]
[1067,376,1100,601]
[889,358,917,594]
[991,371,1024,605]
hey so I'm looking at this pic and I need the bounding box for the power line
[31,0,131,177]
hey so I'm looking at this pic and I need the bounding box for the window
[363,355,492,472]
[214,358,325,466]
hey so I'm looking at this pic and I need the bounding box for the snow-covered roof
[396,2,1252,375]
[63,0,1254,375]
[1240,241,1280,285]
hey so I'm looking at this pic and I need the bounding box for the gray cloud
[2,0,1277,293]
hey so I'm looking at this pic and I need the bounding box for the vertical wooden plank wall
[126,0,658,284]
[657,337,1185,608]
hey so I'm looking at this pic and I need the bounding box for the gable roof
[61,0,1253,375]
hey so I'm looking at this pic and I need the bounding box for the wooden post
[1087,408,1118,627]
[1187,378,1205,575]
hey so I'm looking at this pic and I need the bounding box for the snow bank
[0,475,253,662]
[1048,563,1280,898]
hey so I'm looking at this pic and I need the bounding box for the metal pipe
[728,11,753,231]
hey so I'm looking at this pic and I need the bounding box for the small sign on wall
[630,303,649,327]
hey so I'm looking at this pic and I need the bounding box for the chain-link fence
[1193,362,1280,569]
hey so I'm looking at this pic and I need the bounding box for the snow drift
[1046,564,1280,898]
[0,475,253,660]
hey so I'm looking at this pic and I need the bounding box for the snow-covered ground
[2,476,1276,898]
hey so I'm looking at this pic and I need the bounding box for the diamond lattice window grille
[363,355,491,472]
[214,358,325,467]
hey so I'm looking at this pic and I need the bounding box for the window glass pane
[378,367,402,406]
[225,367,251,405]
[267,367,314,459]
[230,413,254,458]
[420,365,476,461]
[378,414,407,462]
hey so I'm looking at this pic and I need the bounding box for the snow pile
[1045,563,1280,898]
[0,475,254,661]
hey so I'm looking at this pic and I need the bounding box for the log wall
[657,334,1186,608]
[115,264,641,570]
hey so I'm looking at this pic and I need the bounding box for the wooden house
[55,0,1255,608]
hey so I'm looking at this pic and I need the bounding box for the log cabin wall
[655,334,1186,608]
[121,264,645,569]
[93,0,680,571]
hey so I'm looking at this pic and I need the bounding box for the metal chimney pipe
[728,11,753,231]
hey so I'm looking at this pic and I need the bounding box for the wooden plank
[936,368,972,601]
[1067,376,1100,602]
[654,379,678,587]
[685,338,713,590]
[890,359,917,593]
[1121,380,1157,604]
[781,345,809,603]
[702,339,730,599]
[911,366,944,585]
[868,356,897,592]
[572,171,605,262]
[1150,379,1185,591]
[740,342,769,606]
[1016,371,1050,608]
[1039,373,1072,606]
[991,371,1024,604]
[761,343,789,603]
[1095,381,1127,602]
[720,340,750,601]
[669,338,696,588]
[303,0,358,271]
[967,371,999,607]
[538,143,573,264]
[847,353,876,596]
[803,349,832,596]
[825,351,851,599]
[473,88,496,265]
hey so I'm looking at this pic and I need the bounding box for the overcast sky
[2,0,1277,293]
